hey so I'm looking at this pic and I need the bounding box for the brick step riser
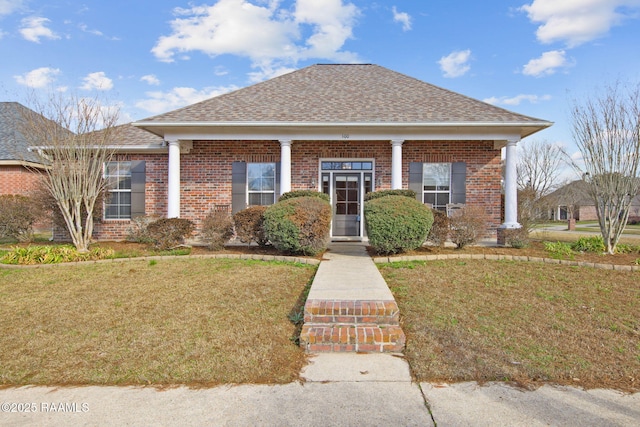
[304,299,400,326]
[300,324,405,353]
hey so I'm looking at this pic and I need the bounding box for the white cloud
[522,50,571,77]
[140,74,161,85]
[152,0,360,81]
[19,16,60,43]
[520,0,640,47]
[392,6,412,31]
[438,49,472,78]
[484,94,552,106]
[80,71,114,91]
[14,67,61,88]
[0,0,25,16]
[135,85,239,114]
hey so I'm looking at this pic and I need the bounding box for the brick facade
[0,165,42,195]
[92,139,502,241]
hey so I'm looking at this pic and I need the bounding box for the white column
[167,139,181,218]
[391,139,404,190]
[501,139,520,229]
[279,139,292,195]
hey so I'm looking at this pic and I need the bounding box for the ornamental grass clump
[263,196,330,255]
[1,245,114,265]
[364,194,433,255]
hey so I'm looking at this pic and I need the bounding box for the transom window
[247,162,276,206]
[422,163,451,211]
[321,161,373,171]
[104,161,132,219]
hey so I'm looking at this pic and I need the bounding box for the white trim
[391,139,404,189]
[167,139,181,218]
[279,139,292,195]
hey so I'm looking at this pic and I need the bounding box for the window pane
[436,193,450,206]
[423,163,450,188]
[424,193,435,205]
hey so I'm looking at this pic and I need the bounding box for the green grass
[380,259,640,392]
[0,259,316,386]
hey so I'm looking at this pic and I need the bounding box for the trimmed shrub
[263,196,331,255]
[233,206,268,246]
[426,209,450,247]
[146,218,195,250]
[364,189,416,201]
[502,227,530,249]
[449,205,488,249]
[201,210,235,250]
[364,195,434,255]
[278,190,330,203]
[0,195,38,242]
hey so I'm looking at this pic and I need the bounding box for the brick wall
[0,165,42,195]
[92,139,503,240]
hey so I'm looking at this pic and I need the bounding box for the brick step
[300,324,405,353]
[303,299,400,325]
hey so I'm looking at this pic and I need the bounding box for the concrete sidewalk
[1,354,638,426]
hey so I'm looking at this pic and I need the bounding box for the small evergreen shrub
[449,205,488,249]
[201,210,235,250]
[146,218,195,250]
[571,236,605,253]
[0,195,38,242]
[278,190,330,203]
[364,195,434,255]
[426,209,450,247]
[233,206,268,246]
[502,227,530,249]
[263,196,331,255]
[364,189,416,201]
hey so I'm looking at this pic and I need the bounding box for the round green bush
[278,190,330,203]
[263,196,331,255]
[364,195,433,255]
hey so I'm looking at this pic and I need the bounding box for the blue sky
[2,0,639,171]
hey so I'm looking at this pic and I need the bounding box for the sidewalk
[1,354,638,426]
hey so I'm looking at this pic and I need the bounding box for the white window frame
[104,161,132,220]
[422,163,451,211]
[247,162,276,206]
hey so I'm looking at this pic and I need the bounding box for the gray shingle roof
[90,122,163,147]
[140,64,549,126]
[0,102,46,164]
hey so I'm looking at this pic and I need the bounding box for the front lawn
[380,259,640,392]
[0,258,315,386]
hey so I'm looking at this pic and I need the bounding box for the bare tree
[20,93,120,252]
[517,139,566,197]
[570,81,640,254]
[516,140,567,227]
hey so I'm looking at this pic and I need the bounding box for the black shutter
[130,160,146,217]
[451,162,466,204]
[409,162,423,202]
[275,162,281,202]
[232,161,247,214]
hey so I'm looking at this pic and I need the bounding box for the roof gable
[0,102,48,165]
[141,64,548,126]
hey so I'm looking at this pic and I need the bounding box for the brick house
[92,64,552,243]
[0,102,49,196]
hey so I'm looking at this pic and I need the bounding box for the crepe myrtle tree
[570,80,640,254]
[20,93,121,252]
[515,139,568,228]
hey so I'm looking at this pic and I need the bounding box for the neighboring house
[0,102,49,195]
[89,64,551,243]
[545,179,640,222]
